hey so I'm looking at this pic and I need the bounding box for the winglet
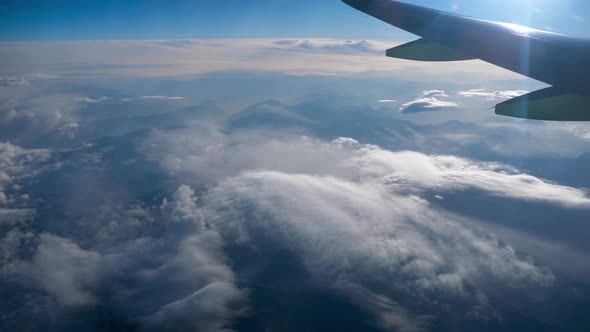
[495,87,590,121]
[386,39,476,61]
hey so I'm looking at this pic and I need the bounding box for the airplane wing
[342,0,590,121]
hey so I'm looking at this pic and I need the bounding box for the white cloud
[143,130,590,321]
[0,91,87,144]
[119,96,185,102]
[469,121,590,157]
[147,131,590,209]
[0,73,58,87]
[0,39,523,81]
[76,97,110,104]
[0,208,36,226]
[130,188,248,330]
[2,123,587,328]
[562,123,590,141]
[0,142,51,193]
[205,168,554,308]
[457,89,529,100]
[138,96,185,101]
[0,229,35,268]
[271,39,388,55]
[161,185,203,225]
[140,282,247,332]
[377,99,397,103]
[57,122,80,139]
[400,97,458,113]
[3,183,248,328]
[421,90,448,98]
[17,234,102,306]
[351,149,590,208]
[399,90,458,114]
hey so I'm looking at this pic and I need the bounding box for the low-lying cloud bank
[0,39,521,81]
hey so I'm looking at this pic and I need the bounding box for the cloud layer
[147,131,590,325]
[0,60,588,331]
[0,39,523,81]
[2,120,590,331]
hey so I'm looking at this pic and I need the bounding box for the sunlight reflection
[497,22,540,36]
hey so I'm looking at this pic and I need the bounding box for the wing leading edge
[342,0,590,121]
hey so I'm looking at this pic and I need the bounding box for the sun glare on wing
[497,22,541,36]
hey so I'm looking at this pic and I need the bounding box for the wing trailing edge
[495,87,590,121]
[386,39,476,62]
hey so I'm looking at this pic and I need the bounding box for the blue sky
[2,0,590,41]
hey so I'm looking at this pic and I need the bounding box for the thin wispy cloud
[457,89,529,100]
[138,96,185,100]
[0,73,58,87]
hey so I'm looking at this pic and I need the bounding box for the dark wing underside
[342,0,590,121]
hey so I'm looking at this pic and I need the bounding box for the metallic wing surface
[342,0,590,121]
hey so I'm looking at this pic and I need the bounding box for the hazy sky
[2,0,590,40]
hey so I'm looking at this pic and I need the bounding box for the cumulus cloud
[421,90,448,98]
[399,90,458,114]
[0,142,52,205]
[133,227,248,331]
[206,166,554,286]
[400,97,458,113]
[142,130,590,325]
[2,125,589,330]
[1,181,247,330]
[348,148,590,208]
[0,229,34,266]
[148,131,590,209]
[204,169,553,326]
[0,90,88,145]
[0,138,249,329]
[16,234,102,306]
